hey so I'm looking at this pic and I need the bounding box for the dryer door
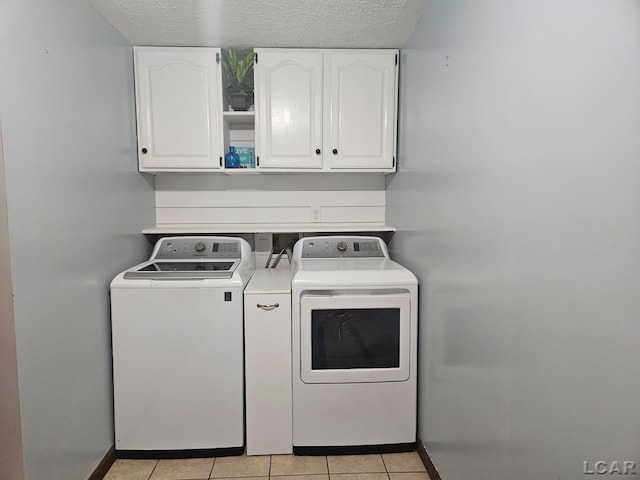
[300,292,411,383]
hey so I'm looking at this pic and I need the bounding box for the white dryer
[110,236,254,457]
[291,236,418,454]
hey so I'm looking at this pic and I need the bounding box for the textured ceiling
[86,0,431,48]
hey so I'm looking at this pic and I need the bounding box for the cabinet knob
[332,148,338,155]
[257,303,279,311]
[141,148,148,154]
[315,148,321,155]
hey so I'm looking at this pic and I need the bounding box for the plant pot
[228,92,254,112]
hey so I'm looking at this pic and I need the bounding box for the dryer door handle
[257,303,279,311]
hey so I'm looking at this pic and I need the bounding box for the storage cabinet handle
[257,303,279,311]
[315,148,321,155]
[332,148,338,155]
[141,148,148,154]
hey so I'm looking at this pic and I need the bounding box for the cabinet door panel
[244,292,292,455]
[256,50,323,168]
[135,48,223,170]
[327,52,397,169]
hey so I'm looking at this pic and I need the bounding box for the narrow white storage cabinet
[255,49,398,172]
[134,47,224,172]
[243,269,292,455]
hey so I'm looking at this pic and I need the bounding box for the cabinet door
[134,47,223,171]
[255,50,323,169]
[325,51,397,170]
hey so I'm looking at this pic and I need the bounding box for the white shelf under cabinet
[143,223,396,234]
[223,110,255,126]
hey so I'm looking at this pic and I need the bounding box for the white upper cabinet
[255,49,398,172]
[325,52,397,170]
[134,47,224,172]
[255,50,323,169]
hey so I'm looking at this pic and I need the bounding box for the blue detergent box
[235,147,255,169]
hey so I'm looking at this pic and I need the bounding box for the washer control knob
[337,241,348,252]
[194,241,206,252]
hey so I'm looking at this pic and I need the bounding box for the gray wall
[0,125,24,480]
[0,1,155,479]
[388,1,640,479]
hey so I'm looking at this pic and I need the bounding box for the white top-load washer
[110,236,254,458]
[291,236,418,454]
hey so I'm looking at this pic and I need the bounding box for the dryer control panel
[300,237,387,258]
[155,238,242,259]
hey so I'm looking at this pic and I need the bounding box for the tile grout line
[207,456,215,479]
[381,453,392,479]
[147,459,158,480]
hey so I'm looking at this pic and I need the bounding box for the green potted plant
[222,48,256,111]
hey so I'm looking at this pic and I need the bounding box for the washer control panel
[155,237,241,259]
[301,237,386,258]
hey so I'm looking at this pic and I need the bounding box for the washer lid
[123,260,238,280]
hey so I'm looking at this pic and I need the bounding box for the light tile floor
[104,452,430,480]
